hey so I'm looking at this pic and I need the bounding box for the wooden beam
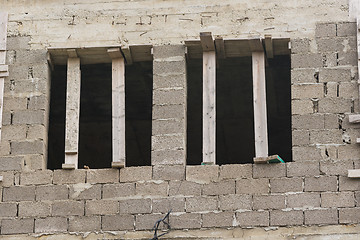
[349,114,360,123]
[200,32,215,52]
[121,47,133,65]
[252,51,268,158]
[202,51,216,164]
[67,49,78,58]
[63,57,81,169]
[348,169,360,178]
[0,12,7,141]
[46,52,54,71]
[108,48,125,168]
[0,12,7,51]
[215,37,225,59]
[264,35,274,58]
[249,38,264,52]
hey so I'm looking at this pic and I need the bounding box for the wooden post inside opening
[108,48,125,168]
[63,50,81,169]
[0,12,8,141]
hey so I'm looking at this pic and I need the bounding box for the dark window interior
[187,54,291,165]
[48,62,152,169]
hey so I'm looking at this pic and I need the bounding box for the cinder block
[322,52,337,67]
[291,68,318,84]
[338,51,358,66]
[0,171,14,187]
[317,37,357,53]
[12,110,46,125]
[152,104,185,119]
[318,98,352,113]
[0,202,17,217]
[186,165,219,184]
[237,211,269,227]
[36,185,68,201]
[7,36,31,50]
[35,217,67,233]
[304,208,338,225]
[202,180,235,196]
[324,114,339,129]
[120,198,151,214]
[85,200,118,215]
[287,161,320,177]
[337,22,357,37]
[219,194,252,211]
[339,208,360,223]
[270,178,303,193]
[291,38,311,54]
[153,89,185,105]
[87,169,119,184]
[315,23,337,38]
[291,83,324,99]
[310,129,343,144]
[253,164,286,178]
[185,196,218,212]
[355,191,360,206]
[51,200,84,216]
[16,49,47,66]
[152,149,185,165]
[202,212,234,228]
[168,180,202,196]
[19,201,51,217]
[291,54,323,68]
[287,192,321,208]
[292,114,324,130]
[53,169,86,184]
[102,214,135,231]
[321,192,355,208]
[28,95,48,110]
[120,166,151,182]
[11,140,45,155]
[0,156,24,171]
[20,170,52,185]
[152,135,184,151]
[23,154,45,171]
[152,119,184,135]
[32,63,50,79]
[339,176,360,191]
[69,184,101,200]
[152,197,185,213]
[69,216,101,232]
[170,213,201,229]
[292,130,310,146]
[3,186,35,201]
[292,99,314,115]
[153,60,186,75]
[1,218,34,235]
[153,165,185,180]
[136,181,168,197]
[338,145,360,161]
[153,74,186,89]
[219,164,252,180]
[27,125,47,140]
[3,97,27,111]
[102,183,136,199]
[339,82,358,99]
[292,146,322,161]
[304,176,337,192]
[153,45,186,59]
[236,178,269,194]
[270,210,303,226]
[319,68,352,82]
[5,78,48,94]
[253,194,285,210]
[0,141,11,156]
[135,214,164,230]
[320,160,353,176]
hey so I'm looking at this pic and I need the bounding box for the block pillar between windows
[63,49,81,169]
[151,45,187,165]
[201,32,216,165]
[108,48,125,168]
[0,12,8,141]
[250,39,268,158]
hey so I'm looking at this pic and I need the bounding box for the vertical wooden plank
[252,51,268,158]
[63,55,81,169]
[111,55,125,168]
[0,12,8,141]
[202,51,216,164]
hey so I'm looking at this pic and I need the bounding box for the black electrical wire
[150,210,172,240]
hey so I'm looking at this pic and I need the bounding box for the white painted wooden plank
[252,51,268,158]
[0,77,4,140]
[349,0,359,20]
[0,12,8,51]
[111,57,125,168]
[349,114,360,123]
[203,51,216,164]
[348,169,360,178]
[0,175,3,182]
[64,57,81,169]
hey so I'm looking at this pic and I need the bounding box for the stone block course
[318,98,352,113]
[53,170,86,184]
[291,54,323,68]
[253,163,286,178]
[11,140,44,155]
[339,208,360,223]
[319,68,352,82]
[153,74,186,89]
[236,178,269,194]
[152,135,184,151]
[3,97,27,111]
[0,202,17,217]
[270,210,304,226]
[315,23,337,38]
[28,95,48,110]
[153,60,186,75]
[20,170,52,185]
[237,211,269,227]
[291,68,318,83]
[321,192,355,208]
[304,176,337,192]
[170,213,201,229]
[0,171,14,187]
[202,212,234,228]
[152,149,185,165]
[291,99,314,114]
[337,22,357,37]
[153,165,185,180]
[186,196,218,212]
[153,89,185,105]
[69,184,101,200]
[186,165,219,183]
[169,180,202,196]
[1,218,34,235]
[287,161,320,177]
[291,38,311,54]
[120,166,151,182]
[287,193,321,208]
[320,160,353,176]
[35,217,67,233]
[135,214,163,230]
[338,51,358,66]
[102,183,136,199]
[152,104,185,119]
[270,177,303,193]
[2,124,26,140]
[52,200,84,216]
[219,164,252,180]
[309,130,343,144]
[85,200,118,215]
[291,83,323,99]
[152,119,184,135]
[292,130,310,146]
[202,180,235,196]
[253,195,286,210]
[304,209,338,225]
[152,197,185,213]
[102,214,135,231]
[292,146,322,161]
[19,201,51,217]
[120,198,151,214]
[339,176,360,191]
[26,124,47,140]
[219,194,252,211]
[0,156,23,171]
[12,110,46,125]
[87,169,119,183]
[3,186,35,201]
[69,216,101,232]
[136,181,168,197]
[36,185,68,201]
[153,45,186,59]
[292,114,324,129]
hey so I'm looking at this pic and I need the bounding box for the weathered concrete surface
[0,0,351,49]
